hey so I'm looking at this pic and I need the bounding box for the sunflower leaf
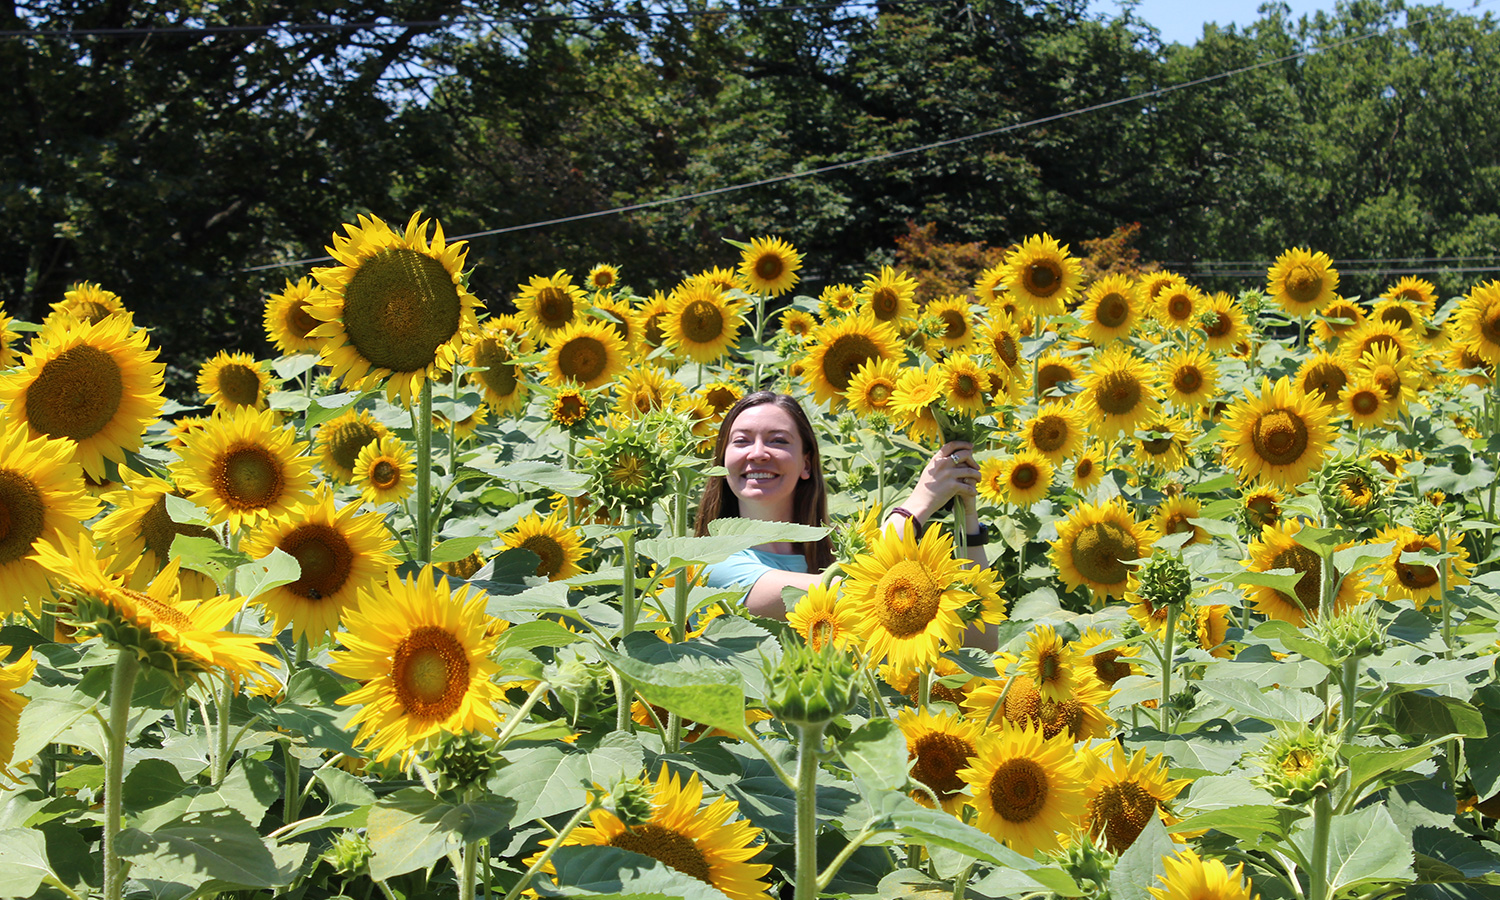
[839,717,909,794]
[233,547,301,602]
[1110,815,1177,900]
[1251,620,1337,666]
[1291,805,1415,895]
[597,638,751,741]
[163,493,214,528]
[170,535,249,585]
[537,844,736,899]
[1389,691,1487,738]
[1194,678,1325,724]
[430,534,492,564]
[0,827,60,899]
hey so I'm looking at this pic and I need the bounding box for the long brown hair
[693,391,834,573]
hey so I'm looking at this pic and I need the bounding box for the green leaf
[430,534,492,564]
[488,745,594,824]
[0,827,60,899]
[1291,805,1415,895]
[707,516,829,542]
[482,460,590,496]
[234,547,301,601]
[169,535,248,584]
[598,641,750,740]
[1233,569,1312,601]
[1170,806,1301,842]
[1251,620,1337,666]
[1194,679,1326,724]
[1390,692,1488,738]
[536,844,736,899]
[272,353,318,380]
[1342,737,1452,806]
[1412,827,1500,883]
[494,620,590,652]
[305,391,364,429]
[268,389,311,413]
[366,789,515,880]
[163,493,214,528]
[1371,658,1495,699]
[119,807,299,891]
[840,718,910,793]
[122,758,189,812]
[1111,815,1177,900]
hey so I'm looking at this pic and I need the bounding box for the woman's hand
[898,441,980,525]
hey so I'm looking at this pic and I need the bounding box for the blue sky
[1087,0,1492,46]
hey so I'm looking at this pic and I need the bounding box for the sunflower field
[2,211,1500,900]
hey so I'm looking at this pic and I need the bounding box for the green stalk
[415,379,434,564]
[282,739,303,823]
[1159,610,1176,732]
[816,825,879,892]
[499,799,600,900]
[1340,657,1359,743]
[458,786,480,900]
[103,649,140,900]
[918,669,931,710]
[1309,791,1332,900]
[1439,520,1454,660]
[212,669,235,785]
[793,722,827,900]
[619,528,639,639]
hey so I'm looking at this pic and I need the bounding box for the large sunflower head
[788,582,861,653]
[531,766,772,900]
[1370,297,1425,337]
[858,266,919,325]
[1070,626,1141,688]
[1133,416,1193,473]
[171,406,317,531]
[1034,351,1084,403]
[1002,234,1082,318]
[1077,274,1141,345]
[1018,624,1078,702]
[1241,485,1285,532]
[1267,247,1339,317]
[613,366,686,420]
[0,430,100,612]
[545,319,629,390]
[1220,377,1335,488]
[46,281,130,329]
[1374,524,1472,609]
[1310,296,1366,345]
[1154,281,1204,331]
[464,317,532,416]
[1454,281,1500,365]
[353,435,415,506]
[663,282,746,364]
[844,357,902,417]
[1084,746,1192,853]
[198,350,273,411]
[936,353,993,417]
[308,212,481,405]
[1242,518,1366,625]
[243,484,397,641]
[739,236,802,296]
[1149,850,1257,900]
[1079,345,1160,438]
[897,708,985,814]
[921,295,980,353]
[1151,494,1207,546]
[586,263,621,292]
[1051,498,1157,601]
[1294,350,1350,407]
[1199,292,1248,353]
[978,311,1025,375]
[515,269,587,338]
[315,409,391,484]
[0,315,165,480]
[802,315,902,408]
[93,468,220,575]
[958,722,1089,857]
[840,524,970,675]
[1340,319,1415,366]
[501,511,587,582]
[331,567,504,764]
[1381,276,1438,316]
[981,450,1054,507]
[1021,406,1085,463]
[263,277,325,355]
[819,283,859,319]
[1351,344,1419,414]
[1157,348,1219,412]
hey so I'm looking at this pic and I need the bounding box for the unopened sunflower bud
[1254,725,1343,805]
[429,730,505,788]
[1312,602,1384,662]
[1409,501,1443,535]
[322,829,373,876]
[1315,455,1384,533]
[1135,553,1193,609]
[606,774,656,828]
[1060,830,1117,899]
[549,647,611,724]
[765,641,857,727]
[1196,310,1223,334]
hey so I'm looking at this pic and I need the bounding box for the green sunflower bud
[1059,830,1116,900]
[1196,310,1223,334]
[765,641,857,727]
[548,647,611,725]
[1254,724,1343,805]
[1134,553,1193,609]
[1310,601,1384,662]
[1315,455,1384,533]
[606,774,656,828]
[322,829,373,876]
[580,424,673,515]
[429,730,505,788]
[1408,501,1443,535]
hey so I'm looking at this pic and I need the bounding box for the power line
[1168,254,1500,267]
[1170,266,1500,278]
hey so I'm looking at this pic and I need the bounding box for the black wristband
[965,523,990,546]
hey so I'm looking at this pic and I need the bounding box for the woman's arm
[884,441,988,568]
[744,568,822,620]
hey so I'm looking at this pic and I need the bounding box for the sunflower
[1371,297,1425,335]
[856,265,919,326]
[819,283,860,319]
[1150,494,1206,547]
[802,315,902,407]
[0,646,35,777]
[982,451,1054,507]
[1017,625,1078,702]
[898,708,985,814]
[1374,525,1473,609]
[1083,746,1191,853]
[501,511,587,582]
[1051,498,1157,601]
[1242,485,1284,531]
[937,354,991,416]
[739,236,802,296]
[353,435,415,506]
[1150,850,1257,900]
[840,524,970,674]
[1267,247,1339,317]
[1242,518,1366,625]
[36,535,278,684]
[1079,346,1160,439]
[1310,296,1367,346]
[198,350,272,411]
[1138,271,1185,306]
[638,291,672,356]
[890,366,944,444]
[779,308,817,340]
[922,296,979,353]
[1133,416,1193,473]
[308,212,481,405]
[1379,276,1437,317]
[172,406,317,531]
[548,385,592,430]
[545,319,629,389]
[1002,234,1082,318]
[1034,351,1084,402]
[1158,348,1219,411]
[1019,407,1083,463]
[515,270,588,338]
[93,468,220,576]
[1071,444,1106,494]
[532,767,772,900]
[1453,281,1500,364]
[586,263,621,292]
[613,366,686,419]
[1341,319,1415,366]
[1076,275,1141,345]
[0,429,99,612]
[1154,281,1203,331]
[1196,604,1232,657]
[46,281,129,329]
[590,293,642,353]
[1294,350,1350,408]
[315,409,391,484]
[0,305,19,370]
[663,282,746,365]
[1070,627,1141,688]
[1446,343,1494,387]
[959,722,1089,857]
[1127,591,1178,638]
[1221,377,1335,488]
[973,263,1009,307]
[978,312,1025,374]
[1351,344,1419,414]
[260,278,321,356]
[464,318,531,416]
[844,357,902,417]
[243,485,397,641]
[0,315,165,481]
[331,567,504,763]
[1199,292,1248,354]
[699,380,743,420]
[788,582,860,652]
[882,654,985,707]
[967,670,1115,741]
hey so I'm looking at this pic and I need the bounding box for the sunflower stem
[952,861,975,900]
[1439,519,1454,660]
[918,669,932,711]
[282,739,303,823]
[416,378,434,565]
[1309,790,1332,900]
[458,786,480,900]
[1339,656,1359,744]
[793,721,827,900]
[494,681,552,750]
[212,669,235,785]
[1159,608,1176,733]
[816,825,879,891]
[619,527,639,640]
[612,666,633,734]
[499,798,600,900]
[104,648,139,900]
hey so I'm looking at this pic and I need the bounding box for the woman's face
[723,403,810,513]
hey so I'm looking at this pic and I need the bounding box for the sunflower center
[681,300,726,344]
[1480,306,1500,345]
[1036,649,1062,684]
[1269,544,1323,614]
[1165,294,1193,322]
[128,586,195,630]
[520,535,565,579]
[558,337,607,384]
[705,386,738,414]
[282,523,354,599]
[1090,649,1130,686]
[1161,511,1193,536]
[1095,371,1143,416]
[754,254,786,284]
[873,559,943,638]
[954,374,981,399]
[1038,364,1074,397]
[1024,261,1061,298]
[0,469,46,565]
[1251,409,1310,466]
[1285,264,1325,305]
[1379,306,1415,330]
[1351,389,1382,416]
[139,493,219,560]
[643,312,667,348]
[869,287,901,321]
[993,333,1020,368]
[74,301,114,324]
[327,421,382,475]
[1203,311,1231,338]
[1141,434,1174,457]
[911,732,974,803]
[1395,539,1440,589]
[392,624,471,718]
[535,287,573,330]
[341,247,462,373]
[1372,366,1400,399]
[1032,418,1067,453]
[212,444,285,510]
[824,334,881,392]
[1076,458,1094,480]
[609,823,713,885]
[217,363,264,407]
[1301,363,1346,403]
[480,362,519,398]
[24,344,125,442]
[940,310,967,339]
[611,453,649,490]
[989,757,1048,823]
[1092,780,1157,851]
[554,395,587,426]
[1011,463,1038,490]
[370,459,400,490]
[1095,293,1130,328]
[1172,366,1203,395]
[288,300,320,339]
[867,382,894,407]
[1071,521,1137,587]
[1324,304,1360,334]
[808,616,835,651]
